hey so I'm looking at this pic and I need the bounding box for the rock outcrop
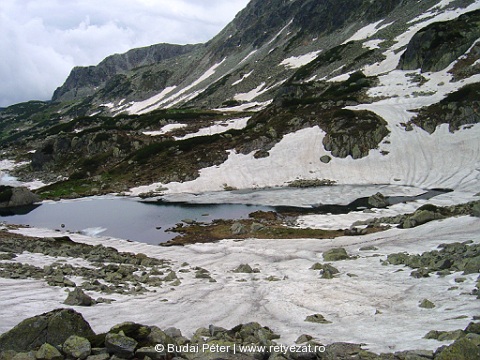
[398,9,480,72]
[0,186,39,208]
[52,43,201,102]
[0,309,95,352]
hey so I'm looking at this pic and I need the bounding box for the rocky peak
[52,43,202,102]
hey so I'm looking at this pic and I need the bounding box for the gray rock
[163,271,177,282]
[0,187,40,208]
[64,288,95,307]
[86,354,110,360]
[63,336,91,360]
[11,352,36,360]
[398,11,480,73]
[0,350,18,360]
[394,349,434,359]
[109,322,151,342]
[311,263,340,279]
[465,322,480,335]
[232,264,259,273]
[472,202,480,217]
[164,327,182,339]
[135,347,165,360]
[35,343,63,360]
[146,327,174,349]
[324,343,363,359]
[105,333,138,358]
[465,333,480,346]
[402,209,445,229]
[434,338,480,359]
[367,192,389,208]
[463,256,480,275]
[359,245,378,251]
[320,155,331,164]
[323,248,349,261]
[250,223,265,232]
[304,314,331,324]
[295,334,313,344]
[419,299,436,309]
[0,309,95,352]
[230,222,247,236]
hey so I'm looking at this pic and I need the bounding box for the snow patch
[239,50,257,65]
[363,39,385,50]
[174,117,251,140]
[267,19,294,45]
[143,123,187,136]
[213,100,273,113]
[280,51,322,69]
[126,59,226,114]
[343,20,393,43]
[126,86,177,115]
[234,80,286,101]
[232,70,254,86]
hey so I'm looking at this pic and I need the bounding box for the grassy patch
[163,216,386,246]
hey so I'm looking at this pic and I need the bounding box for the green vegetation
[164,215,386,246]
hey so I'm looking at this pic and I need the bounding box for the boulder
[463,256,480,275]
[367,192,389,208]
[104,333,138,358]
[323,248,349,261]
[0,309,95,352]
[135,347,165,360]
[419,299,436,309]
[0,186,40,208]
[63,336,91,360]
[402,209,445,228]
[311,263,340,279]
[435,338,480,360]
[295,334,313,344]
[145,326,175,349]
[109,322,151,344]
[304,314,332,324]
[64,288,95,306]
[35,343,63,360]
[472,201,480,217]
[232,264,259,273]
[11,352,36,360]
[230,222,247,236]
[465,322,480,335]
[320,155,331,164]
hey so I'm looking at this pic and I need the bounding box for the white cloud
[0,0,250,107]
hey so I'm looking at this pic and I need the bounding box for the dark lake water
[0,197,273,245]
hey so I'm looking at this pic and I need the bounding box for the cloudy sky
[0,0,250,108]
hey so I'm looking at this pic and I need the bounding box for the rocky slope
[52,43,201,103]
[0,0,479,198]
[1,308,479,360]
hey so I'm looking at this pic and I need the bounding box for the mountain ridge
[0,0,479,199]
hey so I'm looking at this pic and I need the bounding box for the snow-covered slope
[126,0,480,197]
[2,1,480,199]
[2,213,479,354]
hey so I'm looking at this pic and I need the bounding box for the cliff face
[52,43,201,102]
